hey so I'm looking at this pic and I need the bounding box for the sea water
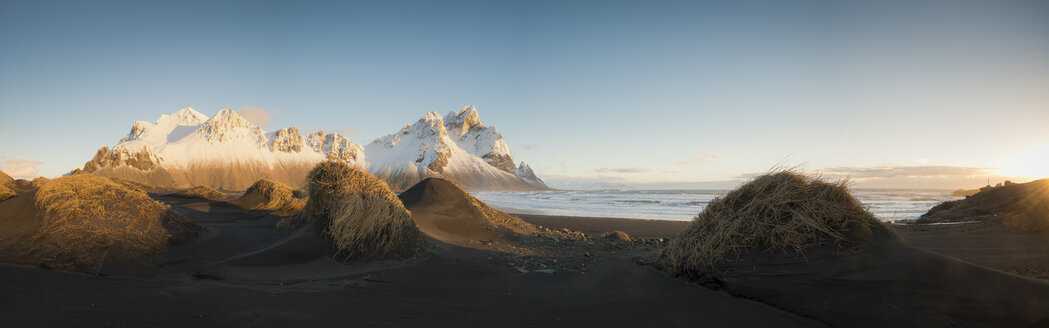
[473,189,961,222]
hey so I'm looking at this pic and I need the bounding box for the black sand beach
[2,181,1049,327]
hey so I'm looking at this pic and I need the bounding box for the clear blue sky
[1,0,1047,188]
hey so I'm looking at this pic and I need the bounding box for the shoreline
[514,213,690,239]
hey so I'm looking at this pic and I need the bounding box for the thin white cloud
[594,167,651,174]
[738,165,997,180]
[237,106,276,128]
[0,159,43,179]
[822,166,996,179]
[677,153,722,166]
[335,128,361,136]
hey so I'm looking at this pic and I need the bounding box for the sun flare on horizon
[998,144,1049,180]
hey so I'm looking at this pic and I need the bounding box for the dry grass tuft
[0,170,14,186]
[235,179,294,210]
[0,170,14,201]
[32,174,178,273]
[0,185,13,202]
[601,230,632,242]
[659,171,894,279]
[283,160,422,261]
[171,185,226,200]
[277,197,308,216]
[462,186,537,234]
[30,177,50,188]
[1001,182,1049,232]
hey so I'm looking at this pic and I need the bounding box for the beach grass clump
[32,174,177,273]
[660,171,894,279]
[284,160,422,261]
[0,170,14,201]
[235,179,294,210]
[1001,182,1049,232]
[30,177,50,188]
[171,185,226,200]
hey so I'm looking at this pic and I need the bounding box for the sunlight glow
[998,144,1049,180]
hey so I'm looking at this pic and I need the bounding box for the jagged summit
[516,162,546,188]
[81,106,547,191]
[197,108,264,143]
[120,107,209,147]
[444,105,482,137]
[169,107,209,124]
[440,105,515,174]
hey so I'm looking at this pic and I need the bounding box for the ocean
[473,189,961,222]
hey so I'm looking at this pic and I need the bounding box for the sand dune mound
[0,170,14,202]
[920,178,1049,231]
[202,161,421,280]
[292,161,422,260]
[661,171,893,276]
[399,177,539,250]
[231,179,304,215]
[658,171,1049,326]
[4,174,199,274]
[171,185,226,200]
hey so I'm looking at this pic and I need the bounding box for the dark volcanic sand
[0,194,813,327]
[896,220,1049,281]
[2,189,1049,327]
[515,214,688,240]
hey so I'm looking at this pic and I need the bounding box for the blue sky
[1,0,1047,188]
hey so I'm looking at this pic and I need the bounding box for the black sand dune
[5,172,1049,326]
[698,232,1049,327]
[195,215,392,281]
[659,171,1049,327]
[399,177,539,250]
[920,178,1049,227]
[897,220,1049,281]
[0,177,820,327]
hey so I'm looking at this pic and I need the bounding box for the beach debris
[601,230,632,243]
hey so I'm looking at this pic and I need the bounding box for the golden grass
[236,179,294,210]
[0,170,14,201]
[1001,183,1049,232]
[283,161,422,261]
[0,170,13,186]
[32,174,174,273]
[659,171,894,279]
[459,183,537,234]
[30,177,50,188]
[172,185,226,200]
[0,185,13,202]
[277,196,308,216]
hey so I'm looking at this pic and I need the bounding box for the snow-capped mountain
[365,107,546,190]
[80,106,547,191]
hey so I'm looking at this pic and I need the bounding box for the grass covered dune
[0,173,198,274]
[1,168,1049,326]
[660,171,1049,327]
[199,161,423,280]
[0,170,15,201]
[660,171,895,277]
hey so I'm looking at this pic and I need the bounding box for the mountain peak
[120,107,209,145]
[516,161,548,188]
[445,105,482,134]
[169,107,209,124]
[198,108,264,143]
[205,108,255,127]
[410,112,449,137]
